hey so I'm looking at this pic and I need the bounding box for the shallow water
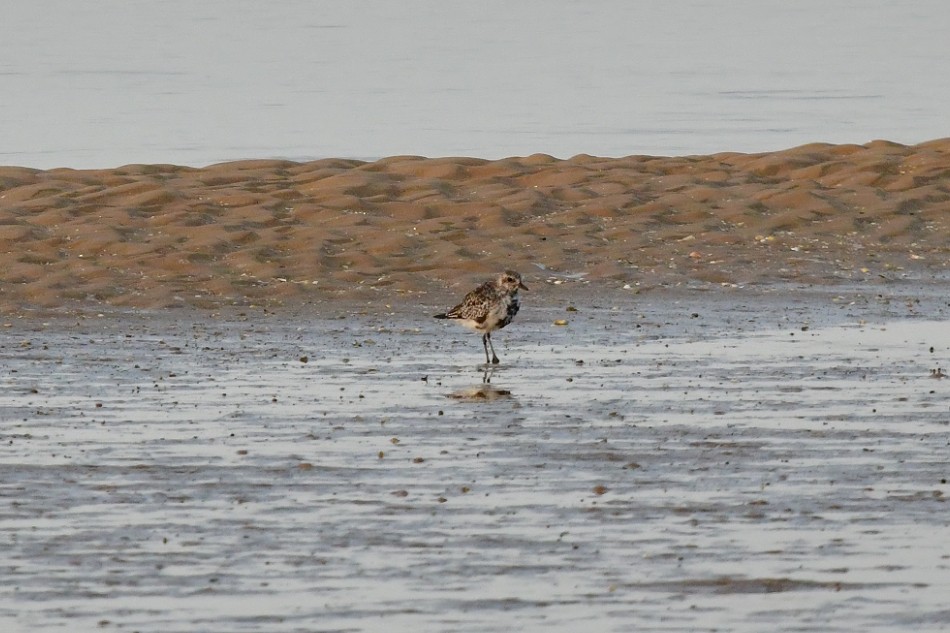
[1,286,948,632]
[4,0,950,168]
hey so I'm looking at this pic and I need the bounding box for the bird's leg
[482,333,492,365]
[486,332,500,364]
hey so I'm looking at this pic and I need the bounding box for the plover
[434,270,528,365]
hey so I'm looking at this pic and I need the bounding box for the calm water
[2,0,949,169]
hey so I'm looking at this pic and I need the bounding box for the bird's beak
[519,281,529,291]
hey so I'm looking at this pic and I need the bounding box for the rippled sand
[2,138,949,310]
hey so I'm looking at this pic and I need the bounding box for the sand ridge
[1,138,948,309]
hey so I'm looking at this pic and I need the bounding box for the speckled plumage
[434,270,528,364]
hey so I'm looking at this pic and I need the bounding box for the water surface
[3,1,949,168]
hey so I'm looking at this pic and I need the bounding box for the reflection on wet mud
[445,368,514,400]
[447,385,513,401]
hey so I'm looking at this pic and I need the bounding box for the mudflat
[1,141,948,631]
[1,284,948,632]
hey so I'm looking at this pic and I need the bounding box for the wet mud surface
[2,283,949,632]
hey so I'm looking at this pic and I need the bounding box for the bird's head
[499,270,528,292]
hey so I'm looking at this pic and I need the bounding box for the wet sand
[1,138,949,311]
[2,141,949,630]
[1,284,948,632]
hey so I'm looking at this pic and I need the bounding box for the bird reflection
[446,368,513,400]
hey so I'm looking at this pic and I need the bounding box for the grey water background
[2,0,949,169]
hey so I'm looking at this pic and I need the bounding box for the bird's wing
[443,283,493,322]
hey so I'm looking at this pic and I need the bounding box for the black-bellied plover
[434,270,528,365]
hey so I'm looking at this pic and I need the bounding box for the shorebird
[434,270,528,365]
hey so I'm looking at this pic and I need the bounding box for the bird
[434,270,528,365]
